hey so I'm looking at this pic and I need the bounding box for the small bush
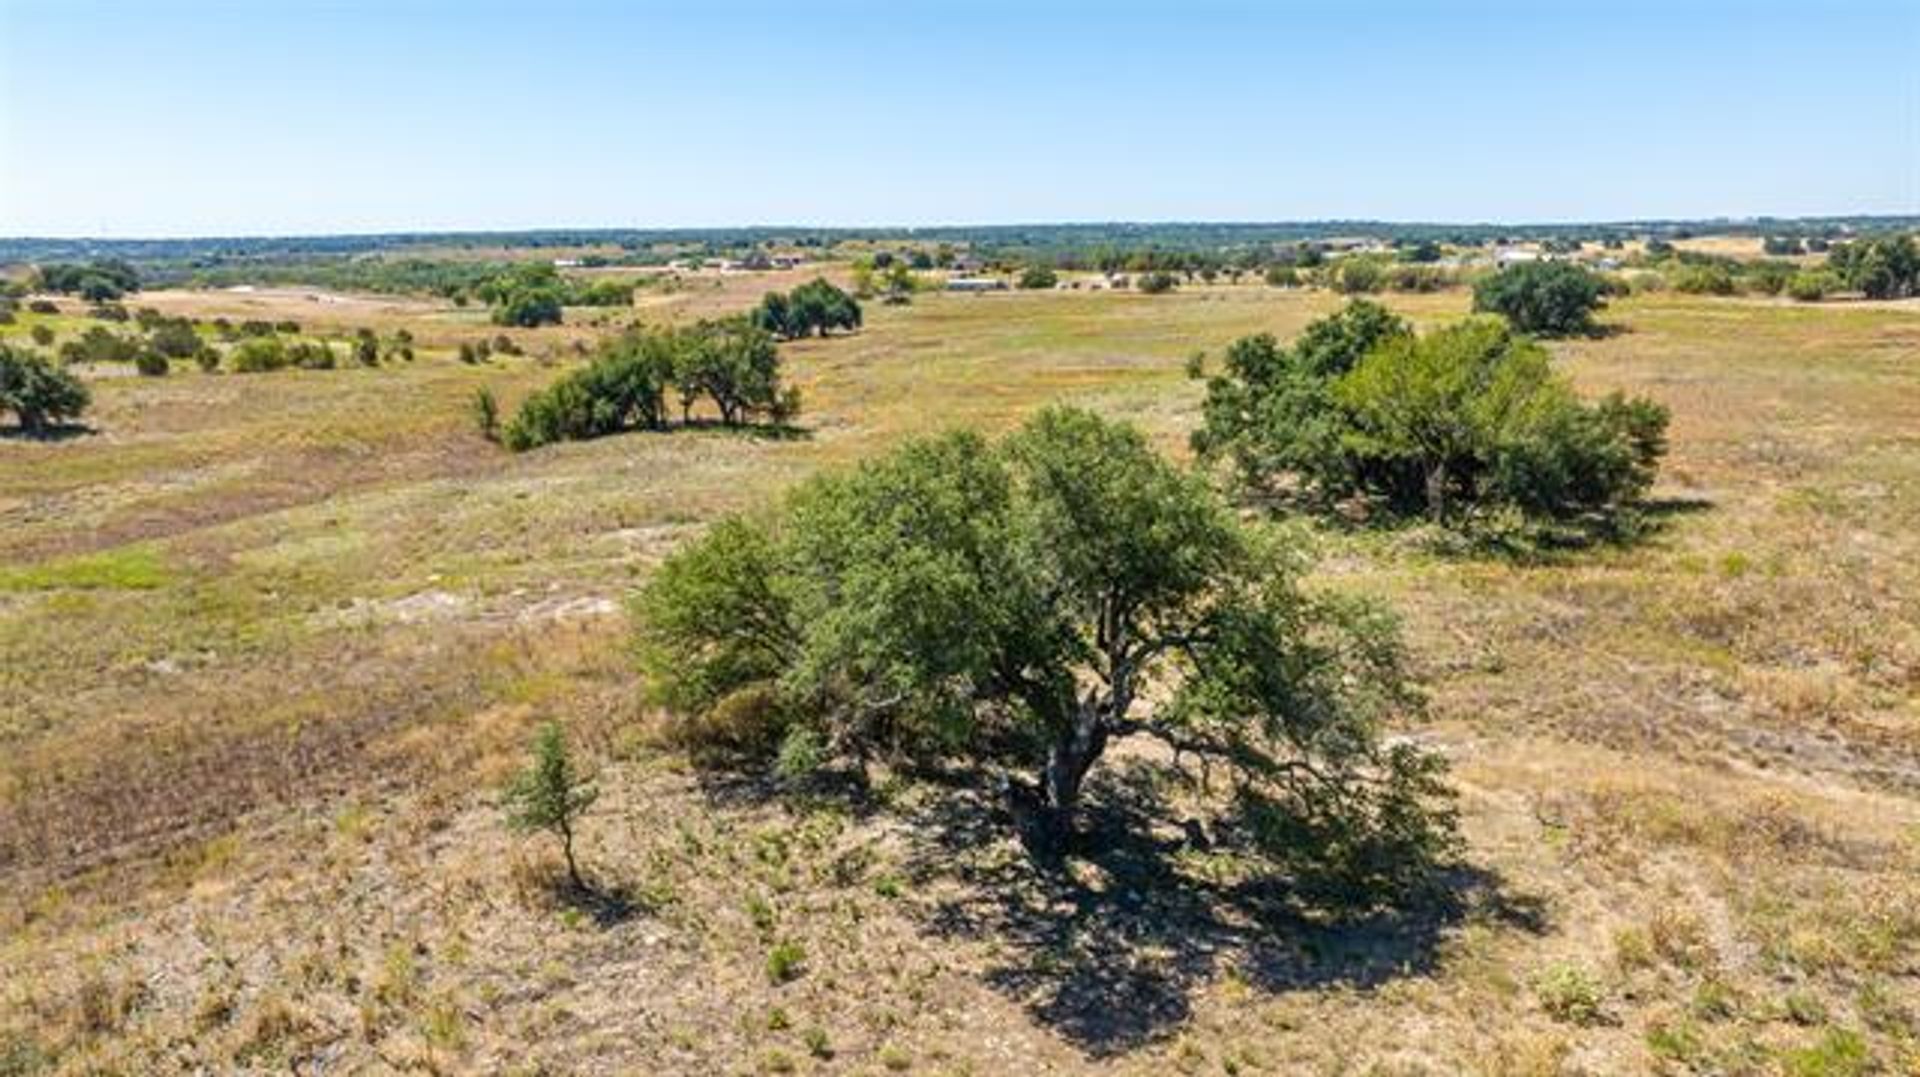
[1788,270,1838,302]
[1136,270,1179,294]
[134,349,169,377]
[228,337,289,373]
[1669,263,1737,296]
[1017,265,1058,289]
[472,387,499,442]
[1533,962,1605,1025]
[765,940,805,984]
[27,299,59,314]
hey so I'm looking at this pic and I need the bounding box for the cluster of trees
[48,318,411,376]
[457,334,523,364]
[1192,301,1669,528]
[1827,235,1920,299]
[34,260,141,301]
[1332,258,1458,296]
[0,343,90,435]
[750,278,862,338]
[636,406,1457,880]
[477,264,636,327]
[1471,262,1606,336]
[498,318,798,451]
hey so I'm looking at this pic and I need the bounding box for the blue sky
[1,0,1914,236]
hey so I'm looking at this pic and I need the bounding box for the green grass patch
[0,546,172,591]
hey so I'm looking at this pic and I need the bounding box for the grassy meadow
[2,280,1917,1074]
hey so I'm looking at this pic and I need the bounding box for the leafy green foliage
[501,722,598,889]
[751,278,861,339]
[501,319,795,451]
[1190,299,1410,495]
[59,326,140,365]
[635,407,1457,890]
[1788,270,1839,302]
[1193,304,1668,529]
[36,259,140,301]
[1826,234,1919,299]
[1135,270,1179,294]
[1472,261,1605,336]
[0,344,90,435]
[1017,265,1059,289]
[146,319,203,359]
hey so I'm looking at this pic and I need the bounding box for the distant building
[1495,248,1541,267]
[552,258,582,268]
[945,277,1007,292]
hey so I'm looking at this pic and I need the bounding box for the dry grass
[2,279,1917,1073]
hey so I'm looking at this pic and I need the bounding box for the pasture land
[2,283,1917,1073]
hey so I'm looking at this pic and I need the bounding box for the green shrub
[60,326,139,365]
[1669,263,1737,295]
[1788,270,1838,302]
[1335,258,1385,294]
[134,349,169,377]
[472,387,499,442]
[147,319,202,358]
[228,337,289,373]
[1533,962,1605,1025]
[1136,270,1179,294]
[764,941,806,984]
[1472,261,1604,336]
[1017,265,1058,289]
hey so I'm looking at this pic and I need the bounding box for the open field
[3,283,1918,1074]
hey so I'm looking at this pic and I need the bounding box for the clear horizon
[3,0,1915,238]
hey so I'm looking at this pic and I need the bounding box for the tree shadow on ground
[895,761,1547,1058]
[0,422,95,443]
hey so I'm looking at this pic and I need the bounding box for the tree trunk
[1425,458,1449,523]
[1031,704,1108,857]
[559,819,584,891]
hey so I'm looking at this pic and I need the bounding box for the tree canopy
[1471,261,1605,337]
[502,318,797,451]
[636,407,1456,889]
[36,259,141,302]
[0,344,91,435]
[751,278,862,339]
[1193,302,1668,528]
[1827,234,1919,299]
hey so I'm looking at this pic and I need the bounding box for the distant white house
[552,258,582,268]
[1495,248,1541,267]
[946,277,1007,292]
